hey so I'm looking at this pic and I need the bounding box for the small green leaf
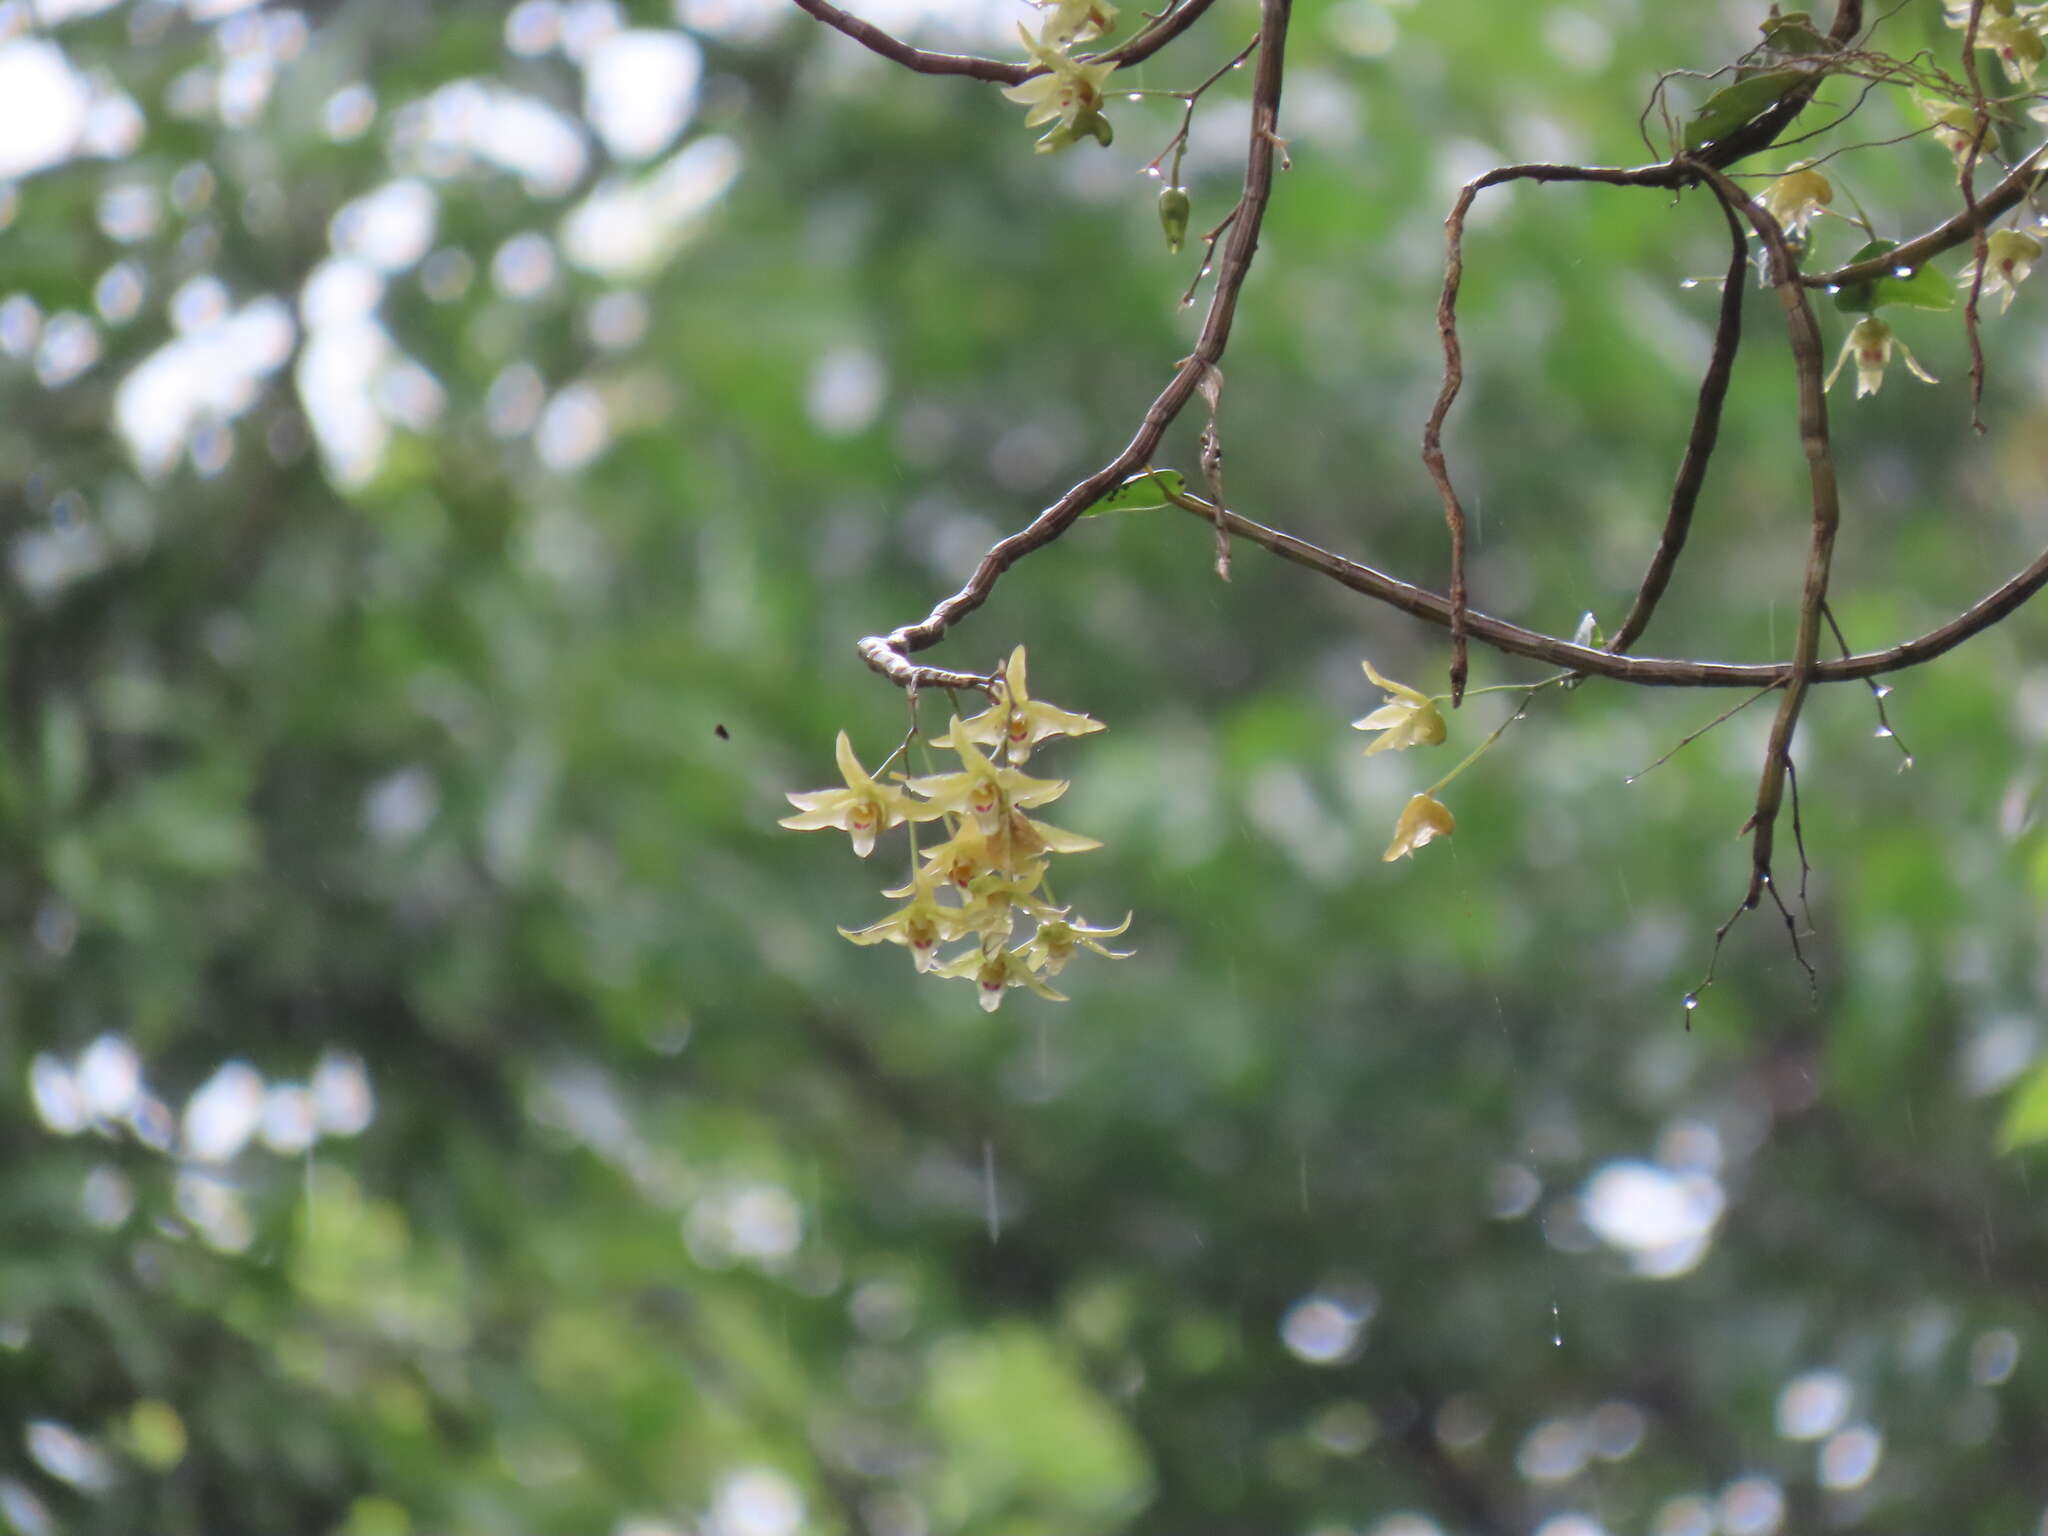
[1833,238,1957,314]
[2000,1060,2048,1151]
[1080,469,1187,517]
[1759,10,1832,56]
[1683,68,1810,151]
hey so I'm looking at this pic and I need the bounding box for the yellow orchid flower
[1970,228,2042,313]
[780,730,939,856]
[1353,660,1448,756]
[1031,0,1117,49]
[838,871,967,972]
[1001,28,1116,152]
[936,647,1105,766]
[1980,15,2045,86]
[933,943,1069,1012]
[918,817,1004,892]
[1003,806,1103,861]
[906,726,1068,828]
[1760,165,1833,243]
[1383,793,1456,862]
[1020,909,1133,976]
[1824,315,1937,399]
[956,864,1050,954]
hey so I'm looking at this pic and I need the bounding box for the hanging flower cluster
[781,647,1130,1011]
[1354,659,1456,862]
[1003,0,1119,152]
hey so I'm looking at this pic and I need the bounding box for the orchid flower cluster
[1354,661,1458,863]
[780,647,1131,1011]
[1003,0,1120,152]
[1752,156,2043,401]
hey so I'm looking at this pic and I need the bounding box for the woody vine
[779,0,2048,1011]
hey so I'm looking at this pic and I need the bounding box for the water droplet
[1127,92,1144,101]
[1180,295,1196,308]
[1551,1301,1563,1348]
[1144,165,1162,178]
[1872,682,1892,698]
[1825,284,1841,294]
[1679,278,1698,289]
[1899,755,1915,772]
[1759,871,1771,885]
[1199,264,1212,277]
[1682,993,1699,1012]
[1874,724,1893,739]
[1623,775,1636,786]
[1893,265,1914,279]
[1232,58,1246,67]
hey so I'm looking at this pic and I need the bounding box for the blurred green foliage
[5,1,2048,1534]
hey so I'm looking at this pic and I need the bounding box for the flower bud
[1158,186,1191,254]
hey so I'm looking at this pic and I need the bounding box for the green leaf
[1080,468,1187,517]
[1682,68,1810,150]
[1759,10,1833,56]
[2001,1060,2048,1150]
[1833,239,1957,314]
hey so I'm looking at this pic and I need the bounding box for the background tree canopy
[5,0,2048,1532]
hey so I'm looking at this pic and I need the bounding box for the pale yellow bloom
[1824,315,1937,399]
[1353,660,1447,756]
[1969,228,2042,313]
[780,730,939,857]
[1020,909,1133,975]
[1031,0,1117,49]
[935,646,1105,766]
[1383,793,1456,862]
[1980,15,2045,86]
[933,943,1069,1011]
[1760,165,1833,243]
[918,817,1003,892]
[1002,28,1116,151]
[906,727,1068,827]
[838,871,967,972]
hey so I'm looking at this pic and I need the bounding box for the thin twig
[788,0,1219,84]
[1623,684,1781,784]
[1607,194,1750,655]
[1822,602,1913,767]
[1688,159,1840,989]
[1957,0,1991,431]
[1164,492,2048,690]
[855,0,1294,689]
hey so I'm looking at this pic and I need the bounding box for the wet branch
[1165,490,2048,691]
[787,0,1218,84]
[1607,195,1750,656]
[856,0,1293,692]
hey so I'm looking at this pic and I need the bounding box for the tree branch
[1607,195,1749,655]
[787,0,1219,85]
[1805,140,2048,287]
[1164,491,2048,690]
[856,0,1293,691]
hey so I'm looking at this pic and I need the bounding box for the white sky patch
[1580,1159,1723,1279]
[0,41,90,179]
[535,381,611,471]
[31,0,126,22]
[561,132,740,278]
[181,1060,266,1164]
[710,1467,804,1536]
[394,79,589,198]
[582,28,701,161]
[330,178,439,274]
[115,292,294,477]
[805,344,885,437]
